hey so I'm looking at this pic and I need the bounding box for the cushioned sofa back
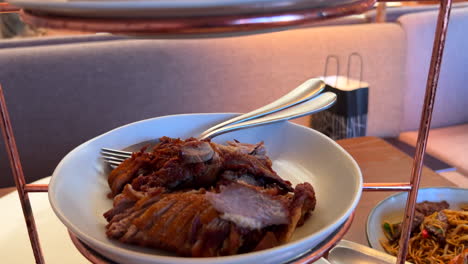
[398,7,468,132]
[0,23,405,187]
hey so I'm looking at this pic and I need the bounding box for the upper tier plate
[7,0,370,18]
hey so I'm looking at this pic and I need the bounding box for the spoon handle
[199,78,325,138]
[328,240,412,264]
[200,91,336,140]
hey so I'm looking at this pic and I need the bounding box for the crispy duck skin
[108,137,221,197]
[214,143,293,192]
[279,182,316,242]
[104,182,316,257]
[108,151,153,197]
[106,189,244,257]
[108,137,292,197]
[104,137,316,257]
[103,184,166,222]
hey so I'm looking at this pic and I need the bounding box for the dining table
[337,136,456,245]
[0,136,458,263]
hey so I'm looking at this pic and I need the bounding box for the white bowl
[366,187,468,252]
[49,113,362,264]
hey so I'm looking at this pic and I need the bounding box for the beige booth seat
[1,6,468,188]
[0,23,405,187]
[396,8,468,184]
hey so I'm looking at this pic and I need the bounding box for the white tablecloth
[1,177,332,264]
[1,177,89,264]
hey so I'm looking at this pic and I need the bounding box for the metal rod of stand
[24,184,49,192]
[363,182,412,191]
[395,0,452,263]
[0,85,45,264]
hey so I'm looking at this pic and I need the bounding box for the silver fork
[101,148,133,167]
[101,78,335,166]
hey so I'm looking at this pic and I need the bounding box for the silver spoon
[328,240,412,264]
[201,91,336,139]
[101,91,336,166]
[101,78,331,164]
[199,78,326,138]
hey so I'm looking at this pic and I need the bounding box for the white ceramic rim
[10,0,306,9]
[49,113,363,263]
[6,0,359,18]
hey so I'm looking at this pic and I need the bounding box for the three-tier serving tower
[0,0,453,263]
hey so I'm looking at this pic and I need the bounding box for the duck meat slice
[215,140,271,166]
[225,140,276,169]
[218,170,267,187]
[206,181,316,244]
[105,189,168,239]
[289,183,317,226]
[216,146,293,192]
[107,137,219,197]
[210,140,279,189]
[130,149,222,192]
[276,182,316,243]
[104,184,147,221]
[253,232,280,251]
[116,137,222,192]
[108,151,153,197]
[108,137,294,196]
[105,190,244,257]
[225,140,267,158]
[205,182,290,230]
[105,181,317,257]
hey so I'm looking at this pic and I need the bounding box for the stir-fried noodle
[381,209,468,264]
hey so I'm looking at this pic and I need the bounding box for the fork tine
[101,148,132,156]
[106,160,122,167]
[101,148,133,167]
[101,152,131,160]
[103,155,126,162]
[101,149,132,159]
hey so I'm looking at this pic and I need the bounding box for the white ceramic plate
[49,113,362,264]
[6,0,360,18]
[366,187,468,253]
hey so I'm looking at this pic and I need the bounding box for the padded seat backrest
[398,7,468,132]
[0,23,405,186]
